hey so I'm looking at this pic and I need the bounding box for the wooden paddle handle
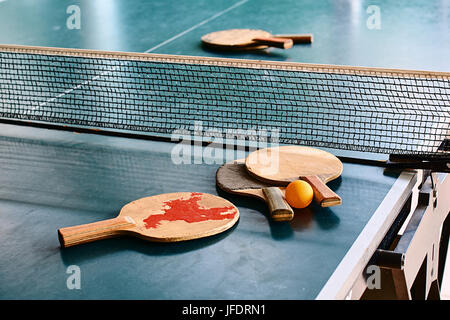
[252,37,293,49]
[301,176,341,207]
[274,34,313,44]
[58,216,136,248]
[262,187,294,221]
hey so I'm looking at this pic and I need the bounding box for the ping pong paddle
[245,146,343,207]
[201,29,313,50]
[58,192,239,247]
[216,159,294,221]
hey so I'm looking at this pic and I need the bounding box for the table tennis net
[0,44,449,157]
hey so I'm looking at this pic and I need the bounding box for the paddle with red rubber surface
[58,192,239,247]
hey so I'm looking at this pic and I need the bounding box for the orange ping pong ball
[285,180,314,209]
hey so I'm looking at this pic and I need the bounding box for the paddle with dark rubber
[216,159,294,221]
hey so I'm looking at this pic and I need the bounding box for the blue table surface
[0,0,449,71]
[0,124,398,299]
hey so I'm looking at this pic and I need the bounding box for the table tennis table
[0,0,449,300]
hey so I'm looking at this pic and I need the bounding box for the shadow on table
[58,220,239,266]
[199,43,291,61]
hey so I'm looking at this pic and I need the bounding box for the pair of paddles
[217,146,342,222]
[58,146,341,248]
[202,29,313,50]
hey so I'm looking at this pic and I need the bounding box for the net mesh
[0,45,449,156]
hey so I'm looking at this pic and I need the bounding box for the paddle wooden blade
[301,175,341,207]
[245,146,343,208]
[216,161,294,221]
[252,37,293,49]
[274,34,313,43]
[201,29,303,51]
[262,187,294,221]
[58,216,136,248]
[58,192,239,247]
